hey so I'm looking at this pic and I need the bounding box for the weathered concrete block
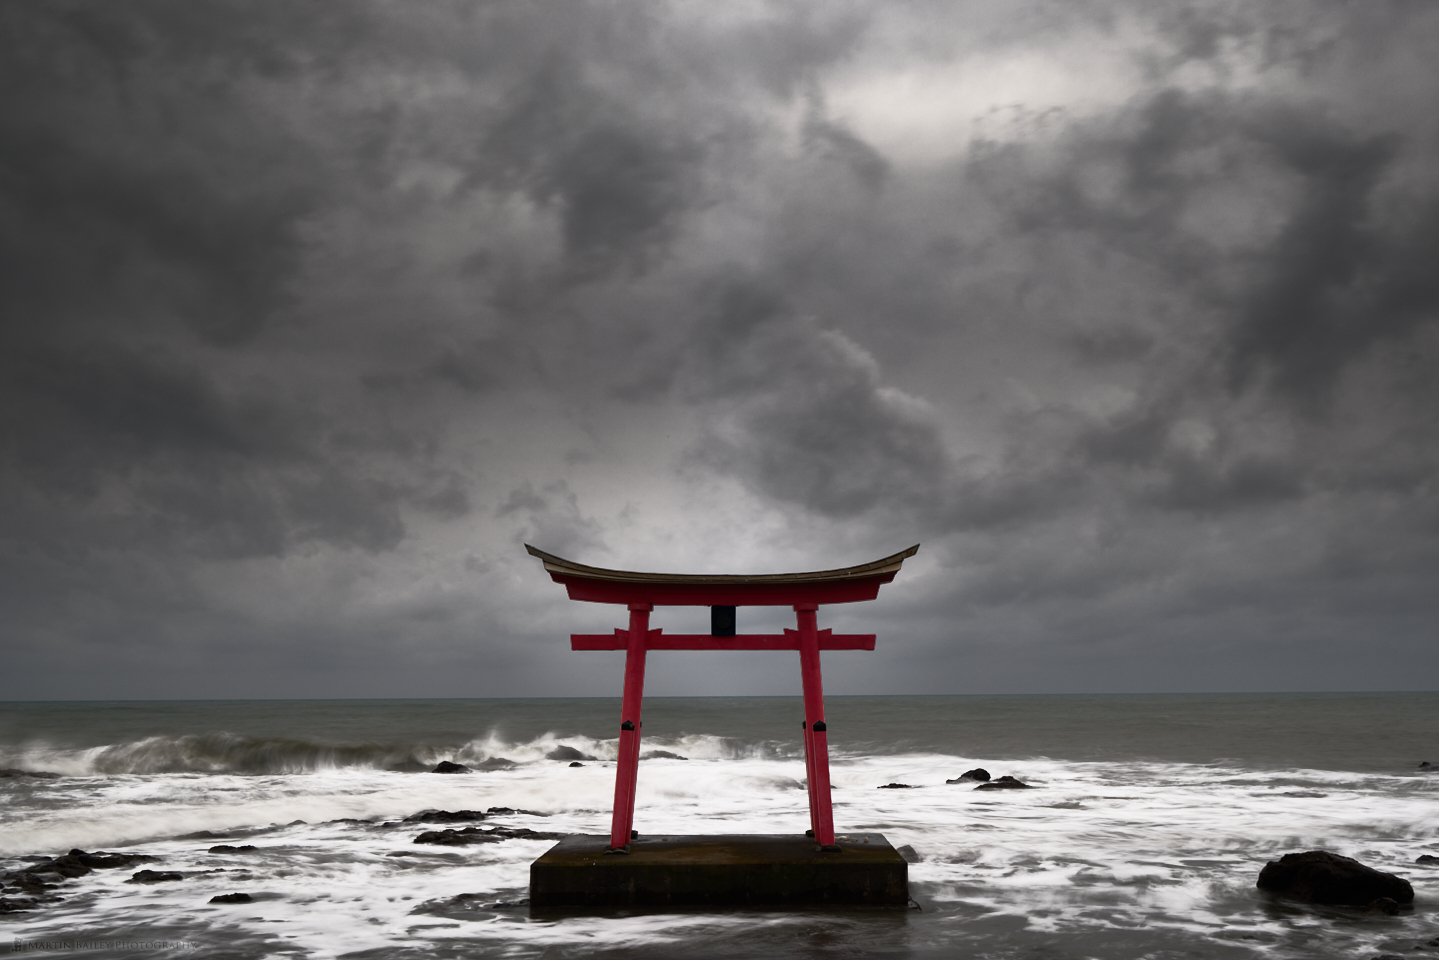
[530,833,908,908]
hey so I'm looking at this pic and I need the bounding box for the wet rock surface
[400,807,547,826]
[1257,851,1414,906]
[126,869,184,884]
[640,750,688,760]
[413,825,566,846]
[1,849,162,912]
[410,893,529,919]
[975,776,1034,790]
[877,783,915,789]
[545,746,598,762]
[208,845,259,853]
[947,768,991,783]
[209,892,253,904]
[430,760,471,773]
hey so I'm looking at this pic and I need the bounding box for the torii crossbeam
[526,543,920,852]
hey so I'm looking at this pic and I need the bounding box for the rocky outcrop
[210,892,252,904]
[400,807,546,827]
[430,761,471,774]
[975,776,1033,790]
[1,849,161,913]
[208,845,259,853]
[640,750,688,760]
[877,783,915,789]
[403,809,490,824]
[947,768,991,783]
[1256,851,1413,906]
[126,870,183,884]
[413,826,565,846]
[545,746,597,762]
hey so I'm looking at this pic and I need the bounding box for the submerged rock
[484,806,547,817]
[1366,897,1402,915]
[402,810,489,825]
[1416,855,1439,865]
[568,761,584,767]
[413,826,565,846]
[0,769,60,779]
[473,757,518,771]
[126,870,183,884]
[975,776,1033,790]
[430,761,471,774]
[877,783,915,789]
[208,845,259,854]
[209,892,252,904]
[947,768,991,784]
[640,750,688,760]
[545,746,598,762]
[1256,851,1414,906]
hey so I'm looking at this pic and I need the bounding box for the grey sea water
[2,693,1436,958]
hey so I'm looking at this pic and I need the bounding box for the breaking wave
[0,730,801,776]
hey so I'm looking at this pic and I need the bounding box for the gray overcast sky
[2,1,1436,700]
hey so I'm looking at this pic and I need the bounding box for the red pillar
[609,602,650,850]
[796,603,836,848]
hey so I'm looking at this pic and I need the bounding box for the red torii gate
[526,543,920,852]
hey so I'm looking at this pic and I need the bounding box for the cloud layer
[2,0,1436,698]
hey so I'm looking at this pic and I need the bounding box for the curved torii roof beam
[524,543,920,606]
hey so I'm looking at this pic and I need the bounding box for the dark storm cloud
[3,0,1438,698]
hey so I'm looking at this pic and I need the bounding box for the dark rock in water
[1419,761,1432,770]
[486,806,547,817]
[1416,855,1439,865]
[569,761,584,767]
[3,849,161,898]
[895,844,922,863]
[640,750,688,761]
[413,826,566,846]
[409,892,530,919]
[473,757,518,771]
[126,870,184,884]
[1257,851,1414,906]
[209,892,252,904]
[947,768,991,784]
[975,776,1033,790]
[1366,897,1402,915]
[176,831,223,841]
[0,896,40,913]
[877,783,915,789]
[403,810,489,825]
[69,850,159,869]
[208,845,259,854]
[545,746,598,762]
[0,769,60,779]
[431,761,471,774]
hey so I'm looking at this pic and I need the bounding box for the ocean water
[1,694,1436,959]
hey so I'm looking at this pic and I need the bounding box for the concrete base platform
[529,833,908,908]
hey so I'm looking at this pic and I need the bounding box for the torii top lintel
[524,543,920,606]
